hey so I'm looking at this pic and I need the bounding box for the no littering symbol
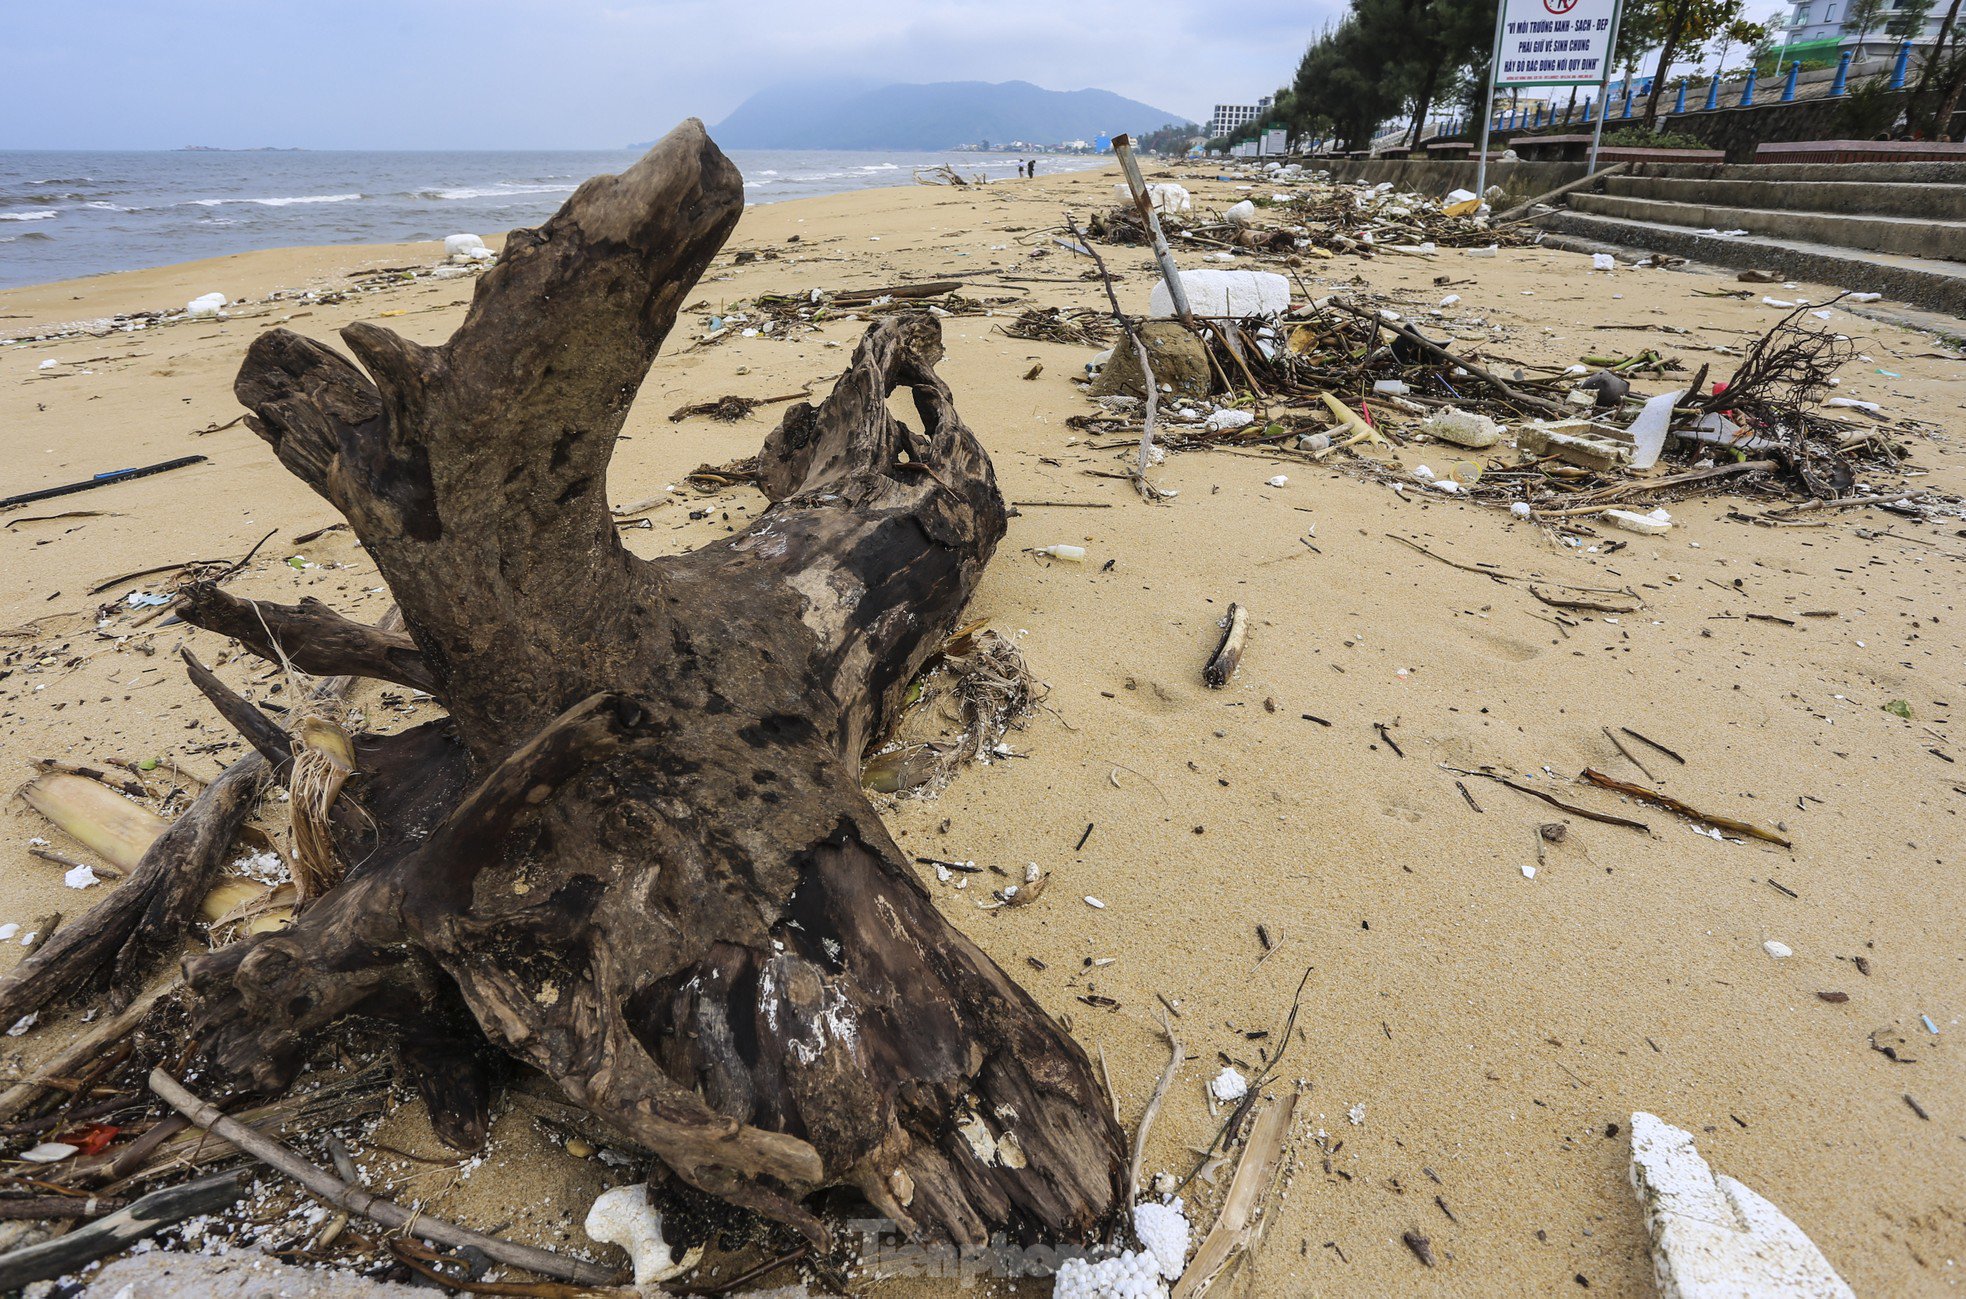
[1545,0,1579,11]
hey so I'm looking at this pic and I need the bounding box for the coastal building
[1776,0,1950,63]
[1208,95,1273,139]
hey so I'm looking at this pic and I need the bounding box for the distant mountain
[709,79,1192,151]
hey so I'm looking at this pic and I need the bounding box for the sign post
[1477,0,1623,202]
[1585,0,1625,172]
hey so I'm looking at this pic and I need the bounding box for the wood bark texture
[155,119,1123,1251]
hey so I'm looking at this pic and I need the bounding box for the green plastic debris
[1883,699,1912,719]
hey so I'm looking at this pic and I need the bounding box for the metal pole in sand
[1110,133,1195,331]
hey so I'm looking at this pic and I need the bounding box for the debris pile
[2,250,493,347]
[688,281,1014,347]
[1002,305,1117,346]
[1084,172,1536,266]
[1071,285,1937,527]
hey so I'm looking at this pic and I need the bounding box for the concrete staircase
[1540,162,1966,316]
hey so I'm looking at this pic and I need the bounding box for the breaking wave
[411,182,577,201]
[188,193,364,207]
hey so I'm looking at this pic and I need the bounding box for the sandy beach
[3,160,1963,1295]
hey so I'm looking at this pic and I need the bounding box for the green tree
[1279,17,1405,151]
[1138,122,1204,155]
[1886,0,1938,40]
[1918,0,1966,135]
[1637,0,1737,127]
[1616,0,1673,88]
[1709,2,1769,78]
[1351,0,1499,147]
[1843,0,1888,49]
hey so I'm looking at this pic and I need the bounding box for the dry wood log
[0,757,266,1030]
[830,279,964,304]
[0,977,180,1124]
[124,120,1122,1252]
[0,1170,245,1291]
[0,1196,131,1221]
[0,609,410,1036]
[174,581,439,696]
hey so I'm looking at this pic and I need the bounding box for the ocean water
[0,149,1109,290]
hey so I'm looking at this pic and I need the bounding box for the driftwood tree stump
[73,121,1122,1249]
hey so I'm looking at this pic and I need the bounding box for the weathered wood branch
[0,755,266,1029]
[175,581,438,695]
[0,1170,246,1292]
[173,119,1124,1253]
[148,1070,620,1285]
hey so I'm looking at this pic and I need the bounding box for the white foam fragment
[1209,1066,1248,1102]
[1114,183,1191,213]
[1053,1249,1166,1298]
[1422,409,1502,448]
[1132,1199,1190,1279]
[1629,1111,1853,1298]
[1604,509,1672,535]
[585,1183,698,1284]
[1148,269,1288,319]
[185,293,227,319]
[1203,408,1255,432]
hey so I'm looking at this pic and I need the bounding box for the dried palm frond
[287,711,355,908]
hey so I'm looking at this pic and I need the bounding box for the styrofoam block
[1111,183,1191,213]
[1149,269,1289,319]
[1630,1112,1853,1299]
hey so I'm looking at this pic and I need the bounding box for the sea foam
[189,193,364,207]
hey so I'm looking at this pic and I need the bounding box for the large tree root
[127,119,1122,1250]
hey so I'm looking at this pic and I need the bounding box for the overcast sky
[2,0,1338,150]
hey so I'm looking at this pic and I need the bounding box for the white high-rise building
[1778,0,1948,61]
[1209,95,1274,139]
